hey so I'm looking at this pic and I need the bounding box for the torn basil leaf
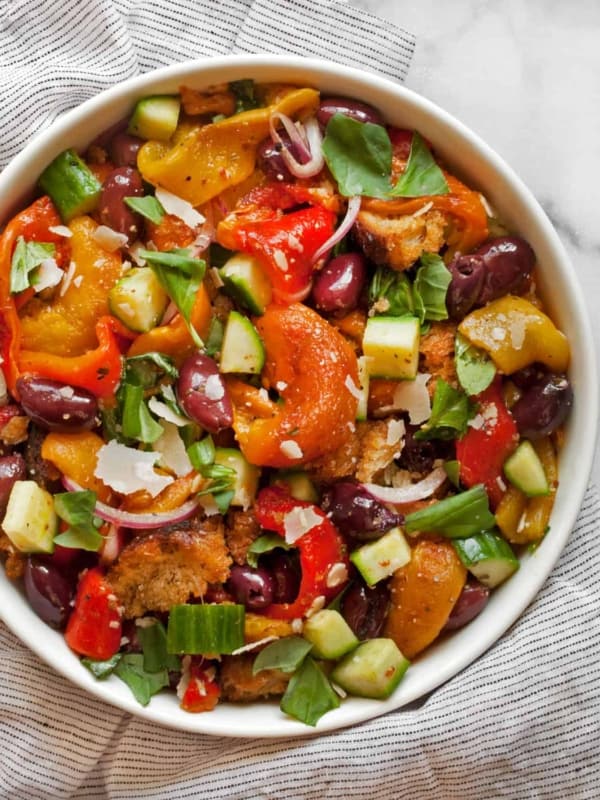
[253,636,313,675]
[415,379,473,441]
[455,332,496,396]
[280,656,340,726]
[413,253,452,323]
[53,490,103,551]
[81,653,122,679]
[124,195,165,225]
[246,533,292,568]
[10,237,56,294]
[114,653,170,706]
[388,132,449,198]
[322,114,392,198]
[405,484,496,539]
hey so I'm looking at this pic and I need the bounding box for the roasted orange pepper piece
[41,430,112,502]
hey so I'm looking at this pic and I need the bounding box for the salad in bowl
[0,56,592,735]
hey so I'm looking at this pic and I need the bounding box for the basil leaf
[322,114,392,198]
[204,317,224,357]
[124,195,165,225]
[81,653,122,679]
[388,132,449,197]
[187,435,215,469]
[137,619,180,673]
[444,459,461,488]
[114,653,169,706]
[405,484,496,538]
[10,237,56,294]
[415,379,473,441]
[413,253,452,323]
[230,79,259,114]
[246,533,291,568]
[54,526,103,551]
[368,266,414,317]
[139,248,203,275]
[121,382,163,444]
[126,352,178,381]
[53,491,103,551]
[455,332,496,396]
[280,656,340,726]
[213,489,235,514]
[253,636,313,675]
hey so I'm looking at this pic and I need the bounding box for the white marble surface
[357,0,600,486]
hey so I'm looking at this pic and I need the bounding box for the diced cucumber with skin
[108,267,169,332]
[2,481,57,553]
[303,609,359,660]
[331,638,410,699]
[362,316,420,380]
[350,527,411,587]
[219,311,265,374]
[271,470,318,503]
[38,149,101,222]
[503,440,550,497]
[127,95,181,141]
[214,447,260,508]
[356,356,370,421]
[219,253,273,315]
[453,531,519,588]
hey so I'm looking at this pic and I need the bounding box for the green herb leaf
[204,317,224,357]
[368,266,414,317]
[187,435,216,470]
[121,382,163,444]
[405,484,496,538]
[415,379,473,441]
[53,491,103,551]
[322,114,392,198]
[124,195,165,225]
[413,253,451,323]
[114,653,169,706]
[126,352,178,381]
[213,489,235,514]
[455,332,496,396]
[136,619,180,673]
[81,653,122,679]
[246,533,291,568]
[229,79,259,114]
[253,636,313,675]
[444,459,461,488]
[280,656,340,726]
[388,132,449,198]
[10,237,56,294]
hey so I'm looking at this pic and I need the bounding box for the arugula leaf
[204,317,224,357]
[114,653,169,706]
[368,266,414,317]
[253,636,313,675]
[246,533,291,568]
[455,332,496,396]
[229,79,259,114]
[415,379,473,441]
[404,484,496,538]
[121,382,163,444]
[53,491,103,551]
[280,656,340,726]
[126,352,178,381]
[388,132,449,197]
[136,619,180,673]
[81,653,122,679]
[322,114,392,198]
[124,195,165,225]
[413,253,451,323]
[10,237,56,294]
[140,248,206,347]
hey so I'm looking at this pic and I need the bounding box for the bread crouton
[244,613,295,643]
[220,653,289,702]
[354,208,447,271]
[107,518,231,618]
[419,321,458,394]
[308,424,362,482]
[225,508,261,566]
[0,533,25,579]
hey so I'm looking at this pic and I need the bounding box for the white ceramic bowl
[0,55,596,737]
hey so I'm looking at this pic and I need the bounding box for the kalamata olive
[509,364,548,390]
[99,166,144,241]
[262,550,301,604]
[0,453,26,513]
[109,132,144,168]
[16,376,98,433]
[226,564,274,610]
[397,425,455,475]
[256,135,294,181]
[176,353,233,434]
[447,236,535,319]
[320,481,402,541]
[317,97,383,128]
[24,557,72,629]
[510,373,573,439]
[341,579,390,639]
[443,579,490,631]
[312,253,367,313]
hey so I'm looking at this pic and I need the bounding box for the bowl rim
[0,53,597,737]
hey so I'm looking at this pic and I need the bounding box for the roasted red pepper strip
[64,567,122,661]
[180,660,221,712]
[456,379,519,508]
[254,486,349,620]
[18,315,124,399]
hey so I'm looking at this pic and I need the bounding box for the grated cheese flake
[326,562,349,588]
[48,224,72,238]
[204,374,225,401]
[230,636,279,656]
[391,373,432,424]
[59,260,77,297]
[386,418,406,447]
[147,396,190,427]
[94,439,174,497]
[283,506,323,544]
[280,440,303,460]
[34,257,63,292]
[344,374,362,401]
[155,186,205,229]
[92,225,129,252]
[273,249,289,272]
[152,420,193,477]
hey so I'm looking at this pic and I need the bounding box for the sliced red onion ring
[62,476,201,530]
[269,113,324,179]
[311,195,362,266]
[362,466,447,505]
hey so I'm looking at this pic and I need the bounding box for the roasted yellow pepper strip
[458,295,569,374]
[137,88,320,205]
[495,484,528,543]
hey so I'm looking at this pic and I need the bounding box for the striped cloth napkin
[0,2,598,798]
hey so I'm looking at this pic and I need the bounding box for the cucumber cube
[214,447,260,509]
[362,316,420,380]
[331,638,409,699]
[350,527,411,586]
[503,440,550,497]
[2,481,57,553]
[303,610,359,660]
[271,471,318,503]
[108,267,168,333]
[128,95,181,141]
[453,531,519,588]
[219,253,273,315]
[219,311,265,374]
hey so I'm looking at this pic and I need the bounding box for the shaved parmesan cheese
[280,440,303,460]
[197,494,220,516]
[273,249,288,272]
[478,193,495,217]
[392,373,432,424]
[412,200,433,218]
[48,225,72,238]
[155,187,205,229]
[92,225,128,252]
[275,381,288,392]
[326,562,348,588]
[128,241,147,266]
[386,418,406,446]
[94,439,174,497]
[305,595,326,618]
[147,396,190,427]
[344,374,362,401]
[204,374,225,400]
[59,261,77,297]
[153,421,193,477]
[34,258,63,292]
[283,506,323,544]
[230,636,278,656]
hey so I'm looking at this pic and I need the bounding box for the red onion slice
[269,113,324,179]
[311,195,361,266]
[62,476,201,530]
[362,466,447,505]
